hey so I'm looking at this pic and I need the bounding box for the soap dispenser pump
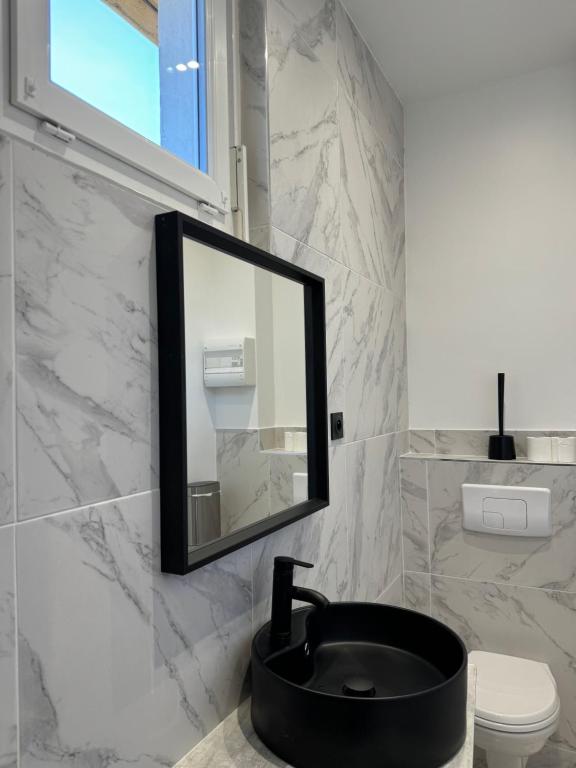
[488,373,516,460]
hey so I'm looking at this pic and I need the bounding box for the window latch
[40,121,77,144]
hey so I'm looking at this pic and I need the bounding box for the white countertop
[177,666,477,768]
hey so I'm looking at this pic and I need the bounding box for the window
[11,0,230,210]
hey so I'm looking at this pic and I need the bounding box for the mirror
[155,212,329,574]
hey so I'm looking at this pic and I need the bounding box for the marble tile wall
[400,455,576,764]
[0,1,407,766]
[408,428,576,459]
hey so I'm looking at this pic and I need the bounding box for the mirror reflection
[183,239,307,551]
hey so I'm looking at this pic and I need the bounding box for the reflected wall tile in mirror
[0,278,14,526]
[216,430,270,535]
[431,576,576,752]
[339,90,405,293]
[252,446,349,629]
[342,271,397,441]
[428,460,576,590]
[346,433,402,602]
[274,0,336,76]
[269,453,308,516]
[336,2,404,166]
[269,227,347,417]
[14,143,161,520]
[17,491,253,768]
[268,0,339,257]
[0,526,16,768]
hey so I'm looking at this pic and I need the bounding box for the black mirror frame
[155,212,329,574]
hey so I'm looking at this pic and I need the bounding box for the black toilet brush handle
[498,372,505,437]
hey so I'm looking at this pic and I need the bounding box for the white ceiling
[341,0,576,104]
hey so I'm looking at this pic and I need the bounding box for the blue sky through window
[50,0,161,144]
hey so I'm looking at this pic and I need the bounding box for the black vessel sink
[251,602,468,768]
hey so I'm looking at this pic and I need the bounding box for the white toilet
[470,651,560,768]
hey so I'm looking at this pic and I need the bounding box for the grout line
[11,488,160,528]
[398,447,406,606]
[8,137,21,768]
[270,222,405,299]
[430,572,576,596]
[425,460,432,615]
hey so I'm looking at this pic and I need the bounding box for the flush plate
[462,484,551,537]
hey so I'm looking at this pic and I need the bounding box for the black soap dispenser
[488,373,516,460]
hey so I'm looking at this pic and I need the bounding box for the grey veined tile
[17,491,253,768]
[431,576,576,752]
[0,134,12,279]
[268,0,339,258]
[400,458,429,573]
[342,271,398,441]
[346,434,401,602]
[428,460,576,590]
[0,526,16,768]
[273,0,336,75]
[409,430,436,454]
[336,2,403,165]
[339,89,405,295]
[14,143,162,520]
[269,228,347,418]
[0,278,14,526]
[403,572,431,616]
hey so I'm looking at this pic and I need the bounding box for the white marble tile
[342,271,398,441]
[274,0,336,75]
[239,0,270,229]
[527,744,576,766]
[216,430,270,535]
[409,430,436,454]
[269,453,308,516]
[346,433,402,601]
[376,574,403,608]
[428,461,576,590]
[0,279,14,526]
[435,431,491,457]
[17,491,253,768]
[396,297,409,431]
[401,458,429,573]
[431,575,576,751]
[0,135,12,279]
[336,2,403,164]
[269,227,347,418]
[252,446,349,629]
[403,572,431,615]
[268,0,339,258]
[14,143,162,520]
[339,90,405,293]
[0,526,16,768]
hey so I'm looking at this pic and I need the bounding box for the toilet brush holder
[488,373,516,461]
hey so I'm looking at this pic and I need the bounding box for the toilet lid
[470,651,559,727]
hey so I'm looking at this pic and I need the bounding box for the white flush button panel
[462,484,551,537]
[203,338,256,388]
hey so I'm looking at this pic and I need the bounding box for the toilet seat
[470,651,560,731]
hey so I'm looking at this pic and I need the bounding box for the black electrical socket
[330,412,344,441]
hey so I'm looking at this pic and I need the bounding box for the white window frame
[10,0,231,213]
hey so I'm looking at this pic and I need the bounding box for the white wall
[406,64,576,430]
[271,275,306,427]
[183,239,258,479]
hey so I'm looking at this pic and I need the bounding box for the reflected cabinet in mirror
[155,213,329,573]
